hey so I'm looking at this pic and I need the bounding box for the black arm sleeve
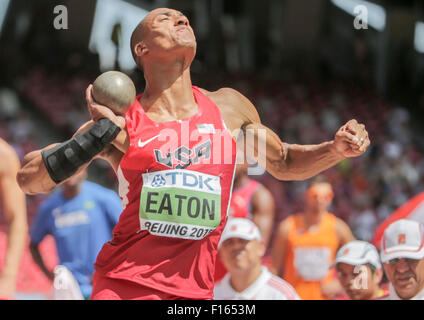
[41,118,121,184]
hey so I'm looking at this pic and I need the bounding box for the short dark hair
[130,20,146,69]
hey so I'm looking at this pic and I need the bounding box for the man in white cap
[380,219,424,300]
[214,218,300,300]
[334,240,386,300]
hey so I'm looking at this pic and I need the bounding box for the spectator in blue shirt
[29,170,122,299]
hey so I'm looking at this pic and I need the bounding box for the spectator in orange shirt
[270,176,355,300]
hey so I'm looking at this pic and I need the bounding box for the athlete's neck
[140,62,197,121]
[229,264,262,293]
[303,208,325,228]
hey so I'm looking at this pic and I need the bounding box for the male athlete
[17,8,370,300]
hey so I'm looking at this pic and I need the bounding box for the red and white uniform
[228,180,260,219]
[91,86,237,300]
[214,267,300,300]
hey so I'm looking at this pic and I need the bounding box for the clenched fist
[333,119,370,158]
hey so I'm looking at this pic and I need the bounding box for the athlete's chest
[123,117,234,173]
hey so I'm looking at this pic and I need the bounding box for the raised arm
[0,139,28,298]
[18,119,125,195]
[209,88,370,181]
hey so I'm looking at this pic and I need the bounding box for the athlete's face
[336,263,382,300]
[305,183,333,212]
[383,258,424,299]
[219,238,265,273]
[140,8,196,59]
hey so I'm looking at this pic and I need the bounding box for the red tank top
[228,179,260,219]
[94,86,237,299]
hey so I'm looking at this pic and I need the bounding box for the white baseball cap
[218,218,262,248]
[380,219,424,263]
[333,240,381,269]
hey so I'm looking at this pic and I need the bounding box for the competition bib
[293,247,331,281]
[139,169,221,240]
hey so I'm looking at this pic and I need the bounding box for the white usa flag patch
[197,124,215,134]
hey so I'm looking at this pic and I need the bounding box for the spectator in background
[380,219,424,300]
[270,176,355,300]
[0,138,28,298]
[215,152,275,283]
[29,170,122,299]
[333,240,386,300]
[214,218,299,300]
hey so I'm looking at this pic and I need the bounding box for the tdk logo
[151,175,166,188]
[147,171,220,193]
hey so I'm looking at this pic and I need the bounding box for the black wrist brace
[41,118,121,184]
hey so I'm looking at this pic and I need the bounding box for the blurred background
[1,0,424,298]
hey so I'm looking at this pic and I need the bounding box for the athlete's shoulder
[198,87,258,117]
[275,216,293,239]
[334,216,355,243]
[197,86,243,100]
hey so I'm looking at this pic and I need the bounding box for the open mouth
[176,26,191,33]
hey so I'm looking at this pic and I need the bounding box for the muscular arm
[17,120,125,195]
[269,218,290,276]
[204,88,370,181]
[0,140,28,297]
[251,185,275,247]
